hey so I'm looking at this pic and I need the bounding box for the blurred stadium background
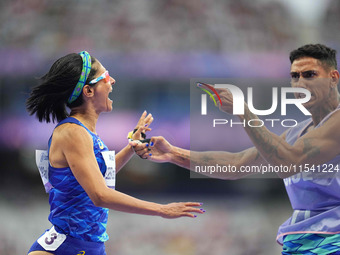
[1,0,340,254]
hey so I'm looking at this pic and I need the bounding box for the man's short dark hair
[289,44,337,70]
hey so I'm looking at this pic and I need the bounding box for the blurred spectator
[1,0,297,56]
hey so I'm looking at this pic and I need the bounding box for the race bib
[101,151,116,189]
[37,226,66,251]
[35,150,53,193]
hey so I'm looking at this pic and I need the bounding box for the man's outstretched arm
[132,137,268,180]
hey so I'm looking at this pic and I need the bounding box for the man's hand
[212,87,235,114]
[131,136,173,162]
[198,83,236,114]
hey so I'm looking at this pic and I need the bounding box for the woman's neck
[69,108,99,133]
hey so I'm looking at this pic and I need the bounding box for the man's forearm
[238,103,304,167]
[239,106,284,163]
[169,146,259,180]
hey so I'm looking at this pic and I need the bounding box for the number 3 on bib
[37,226,66,251]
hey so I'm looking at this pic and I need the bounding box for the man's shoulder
[297,118,313,126]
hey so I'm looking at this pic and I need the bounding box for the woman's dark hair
[289,44,337,70]
[26,53,98,123]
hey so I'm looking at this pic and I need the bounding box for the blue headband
[67,51,92,104]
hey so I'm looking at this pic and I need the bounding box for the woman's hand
[131,111,154,140]
[160,202,205,219]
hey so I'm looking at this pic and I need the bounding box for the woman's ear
[83,85,94,98]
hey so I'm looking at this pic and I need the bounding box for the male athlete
[134,44,340,254]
